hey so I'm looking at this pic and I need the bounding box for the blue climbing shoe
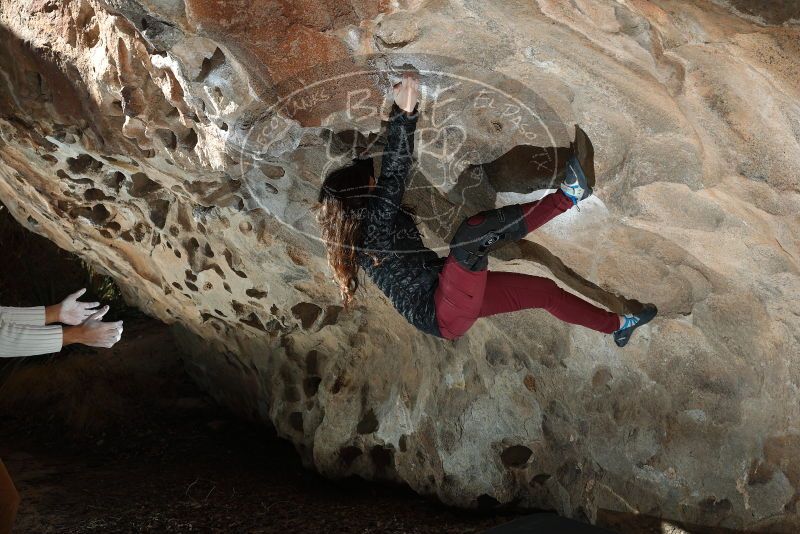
[560,125,595,207]
[559,153,593,205]
[613,304,658,347]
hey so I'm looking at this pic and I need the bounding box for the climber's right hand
[62,305,124,349]
[393,71,420,113]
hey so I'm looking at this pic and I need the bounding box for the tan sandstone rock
[0,0,798,530]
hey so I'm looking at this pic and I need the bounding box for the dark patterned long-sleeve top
[357,102,446,338]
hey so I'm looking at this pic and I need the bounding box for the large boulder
[0,0,798,530]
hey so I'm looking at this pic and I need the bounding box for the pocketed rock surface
[0,1,798,530]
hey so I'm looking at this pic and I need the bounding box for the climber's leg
[518,190,575,234]
[448,189,576,273]
[439,184,587,337]
[434,255,488,340]
[449,204,529,272]
[477,270,620,334]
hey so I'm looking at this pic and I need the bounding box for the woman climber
[313,72,657,346]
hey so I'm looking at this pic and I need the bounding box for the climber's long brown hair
[312,157,373,310]
[312,157,416,310]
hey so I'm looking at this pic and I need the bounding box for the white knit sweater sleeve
[0,305,47,325]
[0,307,63,357]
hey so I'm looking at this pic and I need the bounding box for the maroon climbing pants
[434,191,620,341]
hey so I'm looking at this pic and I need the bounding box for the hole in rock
[331,376,346,395]
[356,409,379,434]
[338,446,362,466]
[240,312,268,332]
[132,222,148,242]
[302,376,321,397]
[260,164,285,179]
[195,47,226,82]
[156,129,178,150]
[127,172,162,197]
[245,288,268,299]
[319,305,343,328]
[305,350,319,374]
[290,302,322,330]
[288,412,303,432]
[223,249,248,278]
[148,199,170,229]
[69,204,111,225]
[370,446,393,472]
[185,238,201,269]
[500,445,532,468]
[66,153,103,174]
[57,169,93,185]
[230,301,245,315]
[105,171,126,190]
[84,188,111,201]
[699,497,733,514]
[200,264,225,279]
[530,473,551,486]
[180,129,198,151]
[476,494,501,509]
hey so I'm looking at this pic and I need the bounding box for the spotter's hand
[55,288,102,326]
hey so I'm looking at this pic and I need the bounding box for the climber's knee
[466,213,486,226]
[449,204,528,271]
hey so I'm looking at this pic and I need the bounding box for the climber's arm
[361,102,419,254]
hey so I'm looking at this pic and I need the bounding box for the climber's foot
[613,304,658,347]
[559,153,593,205]
[572,124,596,188]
